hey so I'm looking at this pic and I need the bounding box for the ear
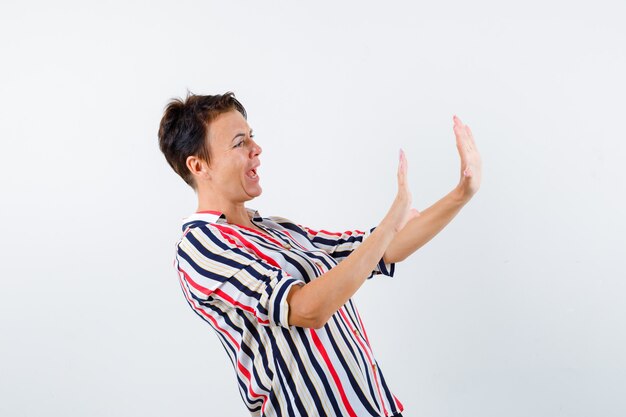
[186,155,210,182]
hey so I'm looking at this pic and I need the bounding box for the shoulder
[178,224,259,266]
[179,223,234,253]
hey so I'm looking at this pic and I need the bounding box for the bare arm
[287,221,397,328]
[383,188,468,263]
[384,115,483,263]
[287,150,418,329]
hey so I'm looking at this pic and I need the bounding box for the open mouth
[246,168,258,179]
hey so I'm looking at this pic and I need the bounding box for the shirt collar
[181,207,262,232]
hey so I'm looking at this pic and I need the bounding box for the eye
[234,139,245,148]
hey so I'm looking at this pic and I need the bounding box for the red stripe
[214,228,240,247]
[303,226,366,238]
[178,265,270,325]
[214,225,281,268]
[234,223,286,248]
[187,227,274,324]
[237,360,270,405]
[310,329,358,417]
[338,309,374,364]
[177,257,269,412]
[280,230,308,251]
[311,260,324,275]
[338,309,387,415]
[196,210,223,215]
[178,266,214,296]
[393,395,405,412]
[301,226,319,236]
[371,364,388,416]
[177,267,240,349]
[215,288,269,325]
[302,226,345,237]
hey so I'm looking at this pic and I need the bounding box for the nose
[250,138,262,157]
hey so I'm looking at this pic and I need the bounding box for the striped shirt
[174,207,404,417]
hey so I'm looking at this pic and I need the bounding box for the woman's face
[206,109,262,203]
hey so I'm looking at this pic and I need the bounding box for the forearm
[383,187,469,263]
[288,222,396,328]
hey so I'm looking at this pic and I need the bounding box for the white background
[1,1,625,416]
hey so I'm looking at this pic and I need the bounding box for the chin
[245,186,262,199]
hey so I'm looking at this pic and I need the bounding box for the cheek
[222,161,245,182]
[214,157,241,176]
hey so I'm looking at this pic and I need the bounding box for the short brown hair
[158,91,247,189]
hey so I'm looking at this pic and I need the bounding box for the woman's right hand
[382,149,420,233]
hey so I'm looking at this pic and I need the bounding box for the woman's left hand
[453,115,482,202]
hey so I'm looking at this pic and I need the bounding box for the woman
[158,92,481,417]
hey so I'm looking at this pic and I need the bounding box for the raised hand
[382,149,420,233]
[453,115,482,201]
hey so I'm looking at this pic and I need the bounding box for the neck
[196,190,253,227]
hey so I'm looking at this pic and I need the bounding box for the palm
[453,115,482,199]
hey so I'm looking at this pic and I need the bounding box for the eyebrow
[232,129,254,143]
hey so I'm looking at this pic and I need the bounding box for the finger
[463,125,473,151]
[398,148,410,191]
[402,149,409,185]
[465,124,477,148]
[453,123,469,153]
[454,116,473,153]
[397,149,405,187]
[402,149,407,172]
[453,116,465,135]
[401,149,409,184]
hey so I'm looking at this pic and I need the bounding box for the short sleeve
[299,224,396,278]
[175,224,303,328]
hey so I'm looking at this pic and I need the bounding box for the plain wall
[1,1,625,416]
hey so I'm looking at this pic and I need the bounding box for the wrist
[452,185,472,206]
[376,218,401,237]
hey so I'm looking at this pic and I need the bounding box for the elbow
[287,287,330,329]
[383,252,399,264]
[309,315,330,330]
[307,316,330,330]
[384,249,408,264]
[289,303,329,329]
